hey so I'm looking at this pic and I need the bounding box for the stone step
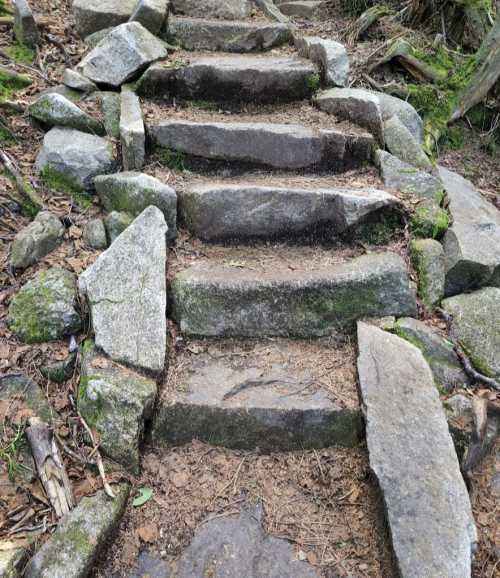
[277,1,323,18]
[166,17,292,52]
[152,339,363,450]
[149,119,374,171]
[138,55,318,103]
[170,252,417,337]
[178,181,399,241]
[170,0,252,20]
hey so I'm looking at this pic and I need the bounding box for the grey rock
[41,351,78,384]
[13,0,39,48]
[180,182,398,241]
[295,35,349,87]
[79,342,156,473]
[128,552,171,578]
[8,268,81,344]
[29,93,104,135]
[95,172,177,240]
[279,1,323,18]
[150,120,374,171]
[442,287,500,380]
[40,84,83,103]
[104,211,134,244]
[357,322,476,578]
[73,0,136,38]
[315,87,424,144]
[383,115,432,170]
[254,0,291,23]
[129,0,169,35]
[79,207,167,374]
[84,27,114,50]
[410,238,445,308]
[171,0,251,19]
[172,252,416,337]
[120,89,144,170]
[62,69,97,94]
[77,22,168,88]
[100,92,121,138]
[83,218,108,249]
[10,211,64,269]
[0,373,53,423]
[395,317,469,391]
[438,166,500,296]
[35,127,116,192]
[24,485,129,578]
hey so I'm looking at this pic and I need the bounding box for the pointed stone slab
[79,206,167,375]
[357,322,476,578]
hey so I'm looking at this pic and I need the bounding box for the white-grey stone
[13,0,39,48]
[295,35,349,87]
[62,69,97,94]
[129,0,169,35]
[73,0,136,38]
[83,218,108,249]
[357,322,476,578]
[120,89,145,170]
[438,166,500,296]
[77,22,168,88]
[79,206,168,374]
[35,127,116,191]
[383,115,432,170]
[171,0,251,19]
[84,27,114,50]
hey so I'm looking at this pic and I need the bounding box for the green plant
[0,422,29,482]
[158,147,185,171]
[306,73,321,92]
[5,42,35,65]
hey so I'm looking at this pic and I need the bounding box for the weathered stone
[79,342,156,473]
[10,211,64,270]
[24,484,129,578]
[315,87,424,144]
[104,211,134,244]
[410,238,445,308]
[83,218,108,249]
[150,120,374,171]
[171,0,251,19]
[172,252,416,337]
[254,0,291,24]
[29,93,104,135]
[62,69,97,94]
[410,198,449,240]
[395,317,469,391]
[0,373,53,423]
[167,17,292,53]
[73,0,136,38]
[180,182,398,241]
[40,84,83,103]
[79,207,167,374]
[13,0,39,48]
[383,115,432,170]
[295,36,349,87]
[35,127,116,192]
[95,172,177,241]
[442,287,500,379]
[438,166,500,296]
[357,322,476,578]
[129,0,169,35]
[8,268,81,344]
[100,92,121,138]
[41,351,78,384]
[84,27,114,50]
[279,1,323,18]
[77,22,168,88]
[120,89,144,170]
[0,541,28,578]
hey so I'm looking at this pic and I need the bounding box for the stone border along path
[7,0,500,575]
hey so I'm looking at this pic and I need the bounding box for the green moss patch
[40,165,93,209]
[5,42,35,64]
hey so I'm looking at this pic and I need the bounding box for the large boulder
[171,0,251,19]
[295,36,349,87]
[73,0,136,38]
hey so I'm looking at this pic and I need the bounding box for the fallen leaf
[133,487,154,507]
[136,523,157,543]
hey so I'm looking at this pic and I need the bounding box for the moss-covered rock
[104,211,134,244]
[100,92,121,138]
[410,238,445,309]
[411,199,449,239]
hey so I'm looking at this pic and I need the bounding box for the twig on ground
[0,148,44,213]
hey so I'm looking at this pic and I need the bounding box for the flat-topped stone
[171,252,416,337]
[295,35,349,87]
[180,182,399,241]
[79,206,168,374]
[167,17,292,53]
[129,0,169,36]
[357,322,476,578]
[73,0,136,38]
[171,0,251,19]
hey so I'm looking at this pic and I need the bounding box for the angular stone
[383,115,432,170]
[295,36,349,87]
[438,166,500,296]
[129,0,169,36]
[73,0,136,38]
[410,238,445,308]
[315,87,424,144]
[171,0,251,19]
[180,182,398,241]
[40,84,83,104]
[10,211,64,270]
[0,541,28,578]
[29,93,104,135]
[104,211,134,244]
[442,288,500,379]
[95,172,177,241]
[77,22,168,88]
[395,317,469,391]
[0,373,53,423]
[8,268,81,344]
[100,92,121,138]
[150,120,374,171]
[79,207,167,374]
[84,27,114,50]
[357,322,476,578]
[35,127,116,192]
[167,17,292,53]
[254,0,291,23]
[279,1,322,18]
[79,342,156,473]
[24,485,129,578]
[62,69,97,94]
[120,89,145,170]
[83,218,108,249]
[172,252,416,337]
[13,0,39,48]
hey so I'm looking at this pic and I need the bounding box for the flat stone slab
[149,120,374,171]
[438,166,500,296]
[357,322,476,578]
[171,0,251,19]
[171,252,416,337]
[167,17,292,52]
[120,89,145,170]
[295,35,349,87]
[73,0,136,38]
[79,206,167,374]
[139,55,317,103]
[179,182,399,241]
